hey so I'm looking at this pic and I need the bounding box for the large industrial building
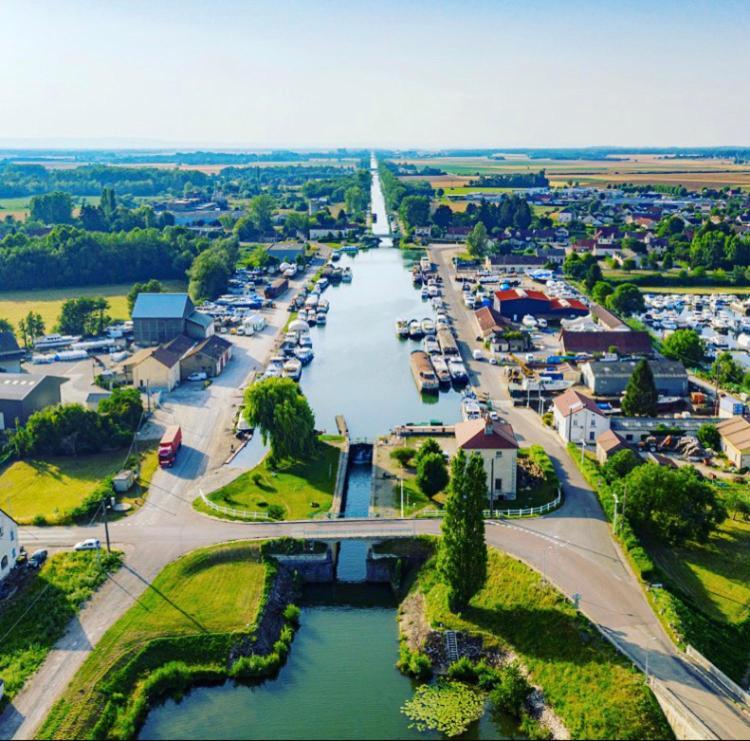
[0,373,67,429]
[0,332,24,373]
[492,288,588,323]
[581,360,688,397]
[131,293,214,345]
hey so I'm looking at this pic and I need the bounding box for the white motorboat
[316,312,327,325]
[423,336,440,355]
[448,358,468,383]
[431,355,452,385]
[282,358,303,380]
[341,267,353,282]
[34,333,80,350]
[521,315,538,329]
[409,320,424,339]
[461,398,482,420]
[294,346,314,364]
[421,318,436,335]
[396,319,409,338]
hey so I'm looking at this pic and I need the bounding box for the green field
[39,542,267,740]
[0,280,186,330]
[0,195,103,220]
[0,550,121,710]
[419,549,671,739]
[198,440,342,520]
[0,449,157,525]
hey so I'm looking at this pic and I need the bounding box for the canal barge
[410,350,440,393]
[437,327,459,355]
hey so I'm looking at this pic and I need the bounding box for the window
[1,556,7,570]
[494,478,503,491]
[495,451,503,458]
[9,529,13,541]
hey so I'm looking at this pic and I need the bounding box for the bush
[283,604,301,625]
[489,662,531,719]
[267,504,285,520]
[446,656,479,683]
[396,643,433,679]
[390,447,415,468]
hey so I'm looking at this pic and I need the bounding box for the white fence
[418,489,562,520]
[199,490,275,522]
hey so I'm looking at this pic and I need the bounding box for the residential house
[122,342,185,392]
[596,429,629,464]
[454,417,518,501]
[179,335,233,380]
[473,307,507,339]
[132,293,214,345]
[0,508,18,581]
[0,373,67,430]
[581,359,688,397]
[0,332,24,373]
[552,388,611,444]
[589,303,628,330]
[716,416,750,469]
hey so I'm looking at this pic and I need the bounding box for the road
[2,221,749,739]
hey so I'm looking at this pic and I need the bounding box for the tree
[416,452,449,499]
[621,359,658,417]
[29,191,73,224]
[711,352,744,386]
[466,222,489,258]
[438,450,488,612]
[100,187,117,220]
[57,297,110,336]
[188,240,238,302]
[602,448,642,483]
[127,279,163,314]
[249,194,275,234]
[592,280,613,305]
[623,463,725,545]
[661,329,705,367]
[17,311,45,348]
[243,377,316,463]
[584,262,603,292]
[398,195,430,229]
[344,185,366,215]
[697,423,721,451]
[79,202,108,231]
[0,318,12,333]
[431,204,453,229]
[415,437,442,466]
[605,283,644,316]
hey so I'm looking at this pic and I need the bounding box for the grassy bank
[515,445,560,509]
[568,443,750,683]
[39,541,296,740]
[197,440,341,520]
[0,550,122,711]
[416,549,672,739]
[0,448,158,525]
[0,280,186,329]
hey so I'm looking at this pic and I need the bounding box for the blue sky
[0,0,747,148]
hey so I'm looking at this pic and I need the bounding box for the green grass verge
[199,441,341,520]
[38,541,282,740]
[0,550,122,711]
[418,550,672,740]
[567,443,750,683]
[515,446,559,509]
[0,280,186,329]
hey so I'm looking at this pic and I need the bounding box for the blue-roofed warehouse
[132,293,214,345]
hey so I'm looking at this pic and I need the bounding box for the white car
[74,538,101,551]
[472,349,484,361]
[187,371,208,382]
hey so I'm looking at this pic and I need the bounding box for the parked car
[187,371,207,382]
[73,539,101,551]
[472,349,484,361]
[27,549,48,569]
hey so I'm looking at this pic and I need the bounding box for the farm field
[0,195,102,221]
[0,280,186,330]
[396,155,750,190]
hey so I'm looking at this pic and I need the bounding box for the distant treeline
[468,171,549,188]
[0,164,210,197]
[616,183,689,196]
[379,162,433,211]
[0,225,208,290]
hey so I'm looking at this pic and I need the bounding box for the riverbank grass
[0,448,158,525]
[0,550,121,711]
[39,542,269,740]
[418,550,672,740]
[199,439,342,520]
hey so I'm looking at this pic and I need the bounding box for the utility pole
[400,478,404,519]
[102,497,111,553]
[613,491,619,535]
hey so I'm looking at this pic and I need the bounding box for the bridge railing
[199,490,275,522]
[417,489,562,520]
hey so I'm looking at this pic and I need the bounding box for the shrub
[396,643,433,679]
[390,447,415,468]
[283,603,301,625]
[267,504,285,520]
[489,662,531,719]
[446,656,479,683]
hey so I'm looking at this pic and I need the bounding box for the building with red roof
[492,288,588,323]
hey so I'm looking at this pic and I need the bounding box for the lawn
[647,515,750,625]
[0,280,186,330]
[38,542,267,740]
[418,550,671,740]
[515,446,560,509]
[200,440,342,520]
[0,550,121,711]
[0,448,157,525]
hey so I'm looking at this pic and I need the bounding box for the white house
[454,417,518,501]
[0,508,19,580]
[552,388,611,444]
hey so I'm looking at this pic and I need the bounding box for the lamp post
[400,478,404,519]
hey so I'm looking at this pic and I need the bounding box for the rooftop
[553,388,604,417]
[0,373,66,401]
[584,359,687,378]
[559,330,652,355]
[132,293,192,320]
[716,416,750,451]
[454,417,518,450]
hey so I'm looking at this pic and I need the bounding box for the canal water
[299,248,462,439]
[138,604,518,740]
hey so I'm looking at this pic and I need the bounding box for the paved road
[2,253,749,737]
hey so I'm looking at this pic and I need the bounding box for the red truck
[158,425,182,468]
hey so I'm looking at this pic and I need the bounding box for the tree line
[467,171,549,188]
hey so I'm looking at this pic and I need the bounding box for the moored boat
[410,350,439,393]
[409,319,424,339]
[421,317,436,335]
[282,358,303,380]
[423,336,440,354]
[431,355,452,385]
[396,319,409,338]
[448,358,468,383]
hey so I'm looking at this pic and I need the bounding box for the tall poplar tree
[439,450,488,612]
